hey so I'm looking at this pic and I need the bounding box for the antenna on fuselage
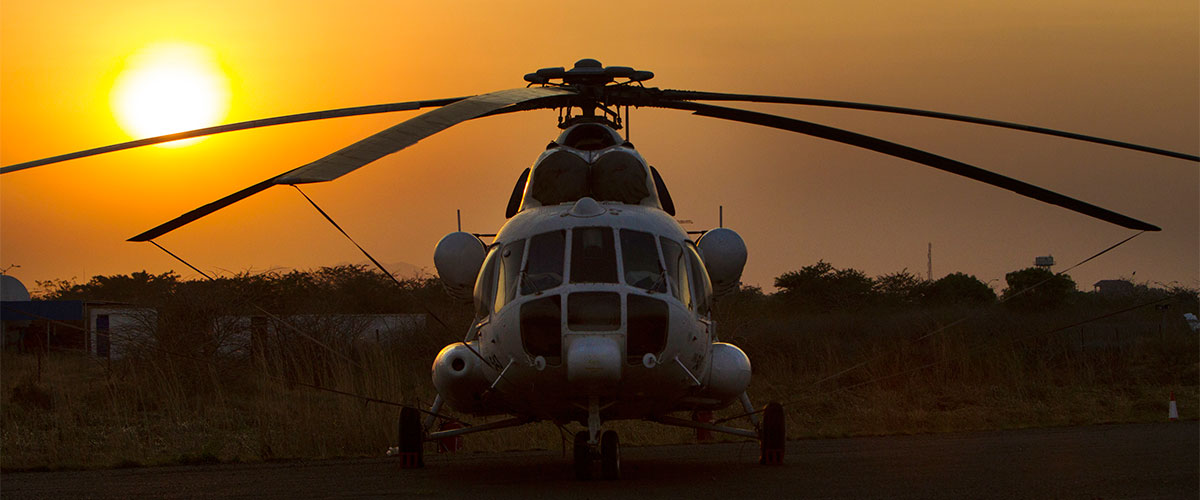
[457,209,461,232]
[719,205,723,228]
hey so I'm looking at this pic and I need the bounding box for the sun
[111,42,231,146]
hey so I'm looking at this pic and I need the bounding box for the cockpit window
[590,152,650,204]
[494,239,526,313]
[531,151,589,206]
[660,237,691,309]
[522,230,565,295]
[685,242,712,316]
[620,229,666,293]
[474,246,500,318]
[570,227,617,283]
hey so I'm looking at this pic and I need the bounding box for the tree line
[34,261,1195,317]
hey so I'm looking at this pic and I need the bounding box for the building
[1,295,157,360]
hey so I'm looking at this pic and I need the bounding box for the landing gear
[398,407,424,469]
[573,428,621,480]
[759,401,785,465]
[600,430,620,480]
[573,431,591,480]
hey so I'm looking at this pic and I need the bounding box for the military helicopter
[3,59,1196,480]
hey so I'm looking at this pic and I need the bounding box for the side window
[620,229,666,293]
[660,237,691,310]
[685,243,712,316]
[522,230,565,294]
[474,247,500,318]
[494,239,526,313]
[570,227,618,283]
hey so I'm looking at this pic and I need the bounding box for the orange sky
[2,0,1197,296]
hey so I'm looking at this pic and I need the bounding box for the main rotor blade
[1,98,467,175]
[275,87,572,184]
[657,101,1159,231]
[127,178,277,242]
[660,90,1199,162]
[129,87,574,241]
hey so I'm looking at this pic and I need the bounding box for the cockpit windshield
[620,229,667,293]
[522,230,565,294]
[570,227,618,283]
[479,228,709,320]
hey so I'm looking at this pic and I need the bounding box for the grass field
[3,286,1197,470]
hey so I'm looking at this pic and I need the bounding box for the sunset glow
[111,42,230,145]
[0,1,1195,296]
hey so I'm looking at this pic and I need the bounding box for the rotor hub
[524,59,653,86]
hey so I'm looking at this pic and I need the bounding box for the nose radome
[566,336,621,389]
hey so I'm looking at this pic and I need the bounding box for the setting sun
[110,42,230,145]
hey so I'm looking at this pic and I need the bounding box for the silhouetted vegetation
[3,262,1197,469]
[1002,267,1077,310]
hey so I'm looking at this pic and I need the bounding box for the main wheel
[600,430,620,480]
[573,430,592,480]
[398,407,424,469]
[759,401,785,465]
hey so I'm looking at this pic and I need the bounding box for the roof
[1,300,85,321]
[1,275,30,301]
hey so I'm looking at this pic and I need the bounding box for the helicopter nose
[566,336,621,390]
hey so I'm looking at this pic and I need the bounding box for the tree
[925,272,996,306]
[1002,267,1075,310]
[775,260,875,312]
[874,269,931,306]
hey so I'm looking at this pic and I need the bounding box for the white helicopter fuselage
[432,123,752,426]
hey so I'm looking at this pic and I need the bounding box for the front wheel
[600,430,620,480]
[573,431,592,480]
[759,401,785,465]
[398,407,424,468]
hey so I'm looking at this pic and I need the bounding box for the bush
[775,261,875,312]
[1003,267,1076,310]
[925,272,996,306]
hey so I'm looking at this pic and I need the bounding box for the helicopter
[2,58,1196,480]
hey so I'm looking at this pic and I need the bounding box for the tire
[398,407,424,468]
[573,431,592,480]
[759,401,785,465]
[600,430,620,480]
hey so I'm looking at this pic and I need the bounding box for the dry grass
[3,300,1197,471]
